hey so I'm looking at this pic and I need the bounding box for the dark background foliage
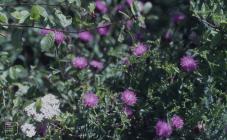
[0,0,227,139]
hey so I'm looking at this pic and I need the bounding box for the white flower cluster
[21,123,36,138]
[24,94,61,122]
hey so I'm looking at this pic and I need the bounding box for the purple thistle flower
[54,31,65,45]
[78,31,93,42]
[37,123,47,137]
[97,26,110,36]
[115,4,124,12]
[180,56,198,72]
[121,89,137,106]
[155,120,172,138]
[83,92,99,108]
[90,60,104,71]
[126,20,133,29]
[122,57,130,65]
[39,29,52,35]
[171,115,184,129]
[126,0,133,5]
[96,0,108,13]
[133,43,148,57]
[163,30,173,43]
[72,57,88,69]
[123,106,133,116]
[172,12,186,24]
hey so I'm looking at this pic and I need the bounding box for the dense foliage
[0,0,226,139]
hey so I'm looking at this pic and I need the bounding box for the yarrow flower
[121,89,137,106]
[90,60,104,71]
[123,106,133,116]
[40,94,61,119]
[171,115,184,129]
[78,31,93,42]
[83,92,99,108]
[54,31,65,45]
[180,56,198,72]
[155,120,172,138]
[97,26,110,36]
[21,123,36,138]
[24,94,61,122]
[133,43,148,57]
[72,57,88,69]
[96,0,108,13]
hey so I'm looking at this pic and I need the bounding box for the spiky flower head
[37,123,47,137]
[54,31,65,45]
[121,89,137,106]
[72,57,88,69]
[90,60,104,71]
[123,106,133,116]
[126,0,133,5]
[171,115,184,129]
[126,20,133,29]
[163,30,173,43]
[180,56,198,72]
[83,92,99,108]
[155,120,172,138]
[133,43,148,57]
[96,0,108,13]
[98,26,110,36]
[78,31,93,42]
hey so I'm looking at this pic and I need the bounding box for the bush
[0,0,227,139]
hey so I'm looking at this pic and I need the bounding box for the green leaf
[68,0,76,4]
[40,32,55,52]
[11,10,30,24]
[143,2,152,14]
[118,26,125,42]
[88,3,95,13]
[55,9,72,27]
[14,83,29,96]
[35,98,42,112]
[30,5,48,21]
[0,12,8,24]
[9,65,27,80]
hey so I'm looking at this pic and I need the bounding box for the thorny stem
[0,16,135,35]
[193,13,223,32]
[0,3,66,7]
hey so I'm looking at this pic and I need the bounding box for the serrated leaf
[88,3,95,13]
[0,12,8,24]
[55,9,72,27]
[11,10,30,23]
